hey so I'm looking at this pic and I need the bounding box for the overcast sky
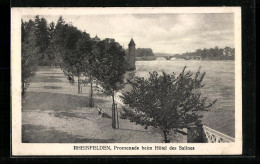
[22,13,234,54]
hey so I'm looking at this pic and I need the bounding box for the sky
[22,13,234,54]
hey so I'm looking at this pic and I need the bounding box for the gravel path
[22,66,185,143]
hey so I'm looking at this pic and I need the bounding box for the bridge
[155,56,190,60]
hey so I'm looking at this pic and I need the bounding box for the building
[125,38,136,70]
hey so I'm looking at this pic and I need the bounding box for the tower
[126,38,136,70]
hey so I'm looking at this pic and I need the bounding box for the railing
[95,83,125,105]
[203,125,235,143]
[114,92,124,105]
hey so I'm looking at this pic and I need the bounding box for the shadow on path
[22,124,115,143]
[43,86,62,89]
[30,76,65,83]
[23,91,107,111]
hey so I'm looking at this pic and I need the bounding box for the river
[124,60,235,137]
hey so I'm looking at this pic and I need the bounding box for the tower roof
[128,38,135,46]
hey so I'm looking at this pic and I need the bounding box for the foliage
[33,16,52,65]
[180,46,235,60]
[93,39,126,95]
[34,16,50,53]
[121,66,217,142]
[50,16,68,66]
[21,19,40,95]
[135,48,154,57]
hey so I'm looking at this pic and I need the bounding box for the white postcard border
[11,7,242,156]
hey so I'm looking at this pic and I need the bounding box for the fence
[114,92,124,105]
[203,125,235,143]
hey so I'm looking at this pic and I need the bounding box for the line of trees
[22,16,126,128]
[21,17,42,95]
[135,48,154,57]
[177,46,235,60]
[135,48,155,60]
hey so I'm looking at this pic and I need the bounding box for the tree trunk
[89,75,94,107]
[116,106,119,129]
[78,73,80,94]
[163,130,170,143]
[22,80,25,96]
[112,90,116,129]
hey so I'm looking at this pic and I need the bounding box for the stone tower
[125,38,136,70]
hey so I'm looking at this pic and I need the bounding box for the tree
[21,19,40,95]
[121,66,217,142]
[51,16,67,67]
[58,24,85,93]
[76,32,95,105]
[34,16,51,65]
[93,38,126,128]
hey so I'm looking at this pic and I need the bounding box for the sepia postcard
[11,7,242,156]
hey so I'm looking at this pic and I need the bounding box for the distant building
[125,38,136,70]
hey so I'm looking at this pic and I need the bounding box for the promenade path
[22,66,185,143]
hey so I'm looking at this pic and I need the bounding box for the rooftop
[129,38,135,46]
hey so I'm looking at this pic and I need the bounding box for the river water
[124,60,235,137]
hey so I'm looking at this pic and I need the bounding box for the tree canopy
[135,48,154,57]
[93,39,126,94]
[21,19,40,95]
[121,66,217,142]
